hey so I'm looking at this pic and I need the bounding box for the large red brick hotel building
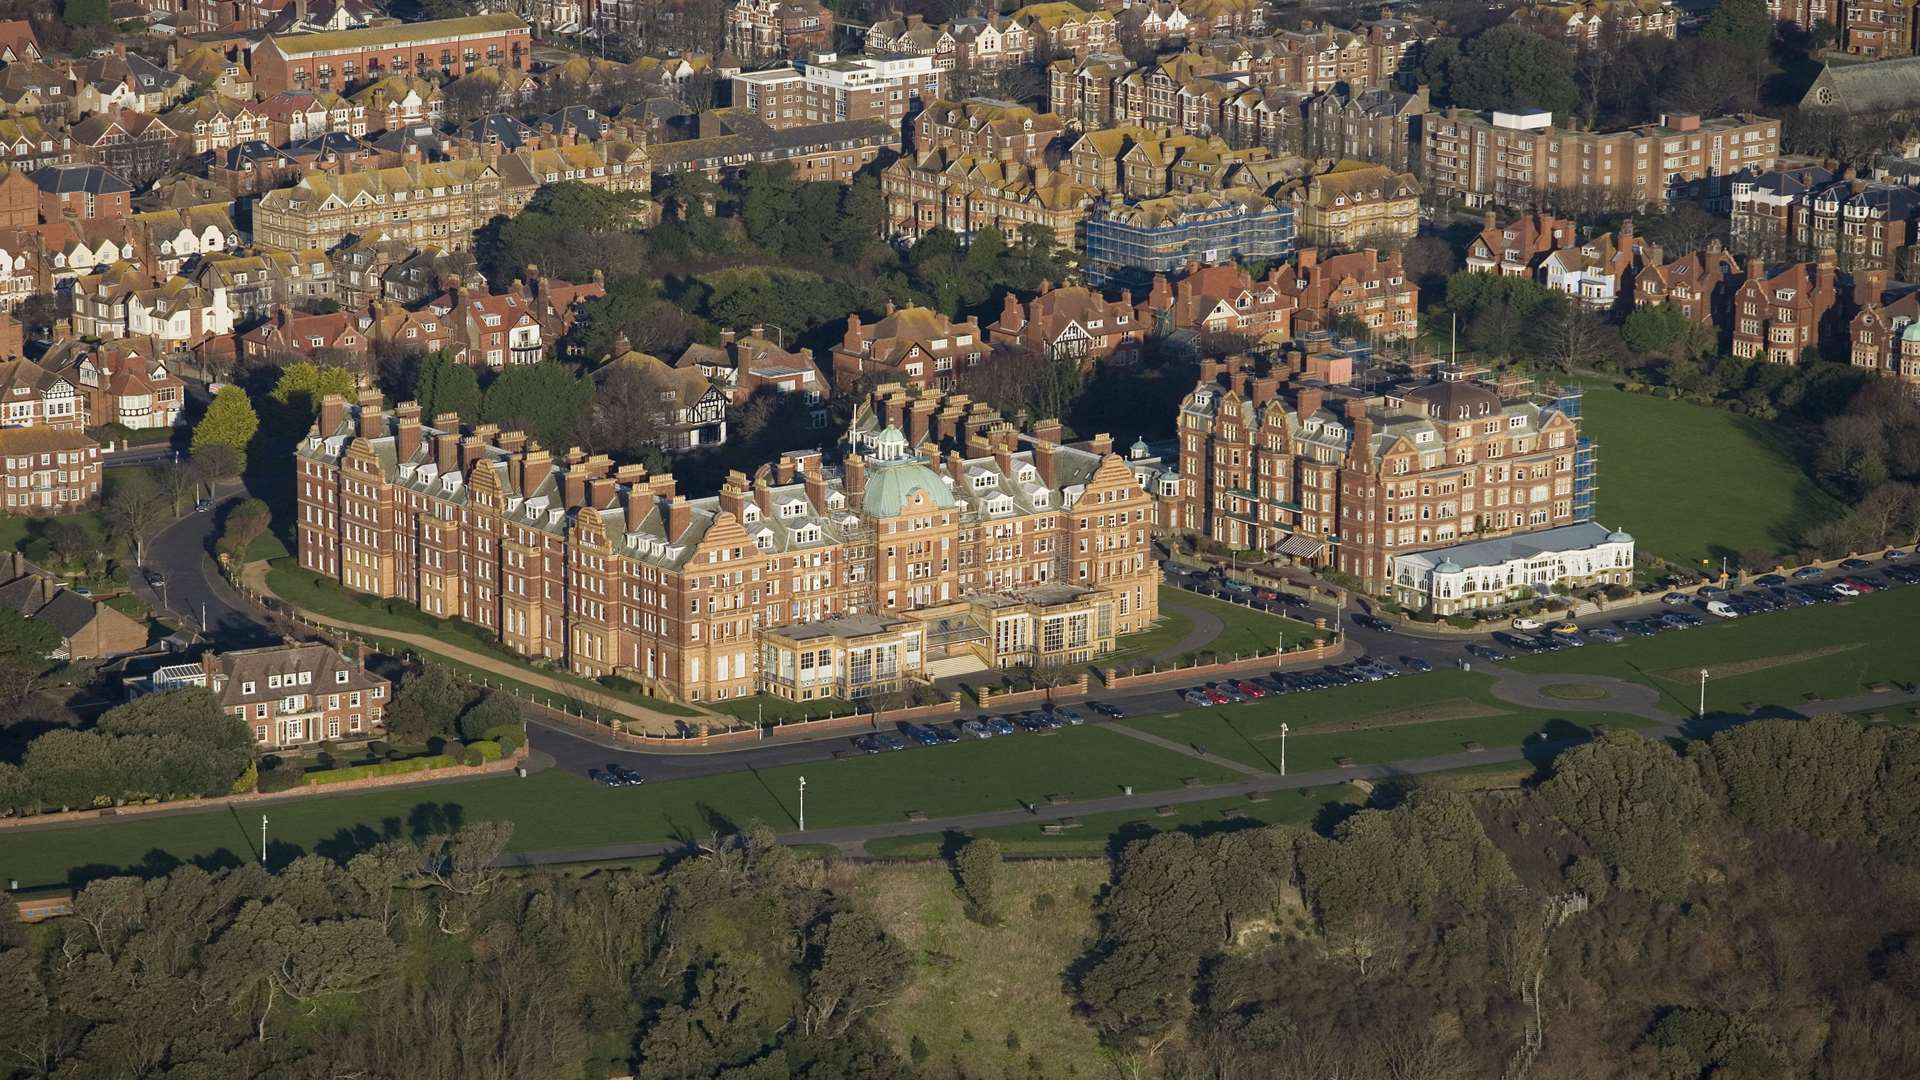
[251,14,533,96]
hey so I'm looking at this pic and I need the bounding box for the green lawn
[1117,670,1654,774]
[1101,602,1196,661]
[1578,385,1842,564]
[1512,586,1920,714]
[1155,586,1330,658]
[0,725,1231,890]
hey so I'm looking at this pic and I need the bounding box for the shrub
[467,740,503,763]
[367,740,388,757]
[303,755,454,786]
[1445,615,1477,629]
[462,748,485,767]
[257,767,303,793]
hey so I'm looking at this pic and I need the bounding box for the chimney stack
[1035,438,1057,489]
[589,476,618,509]
[1090,432,1113,457]
[564,467,588,507]
[1297,386,1324,420]
[357,401,385,441]
[625,486,649,532]
[319,393,347,435]
[649,474,677,502]
[719,470,749,521]
[459,434,487,472]
[1032,417,1063,446]
[992,429,1014,479]
[394,401,422,461]
[434,430,459,475]
[522,445,553,497]
[667,496,691,540]
[804,460,829,512]
[844,454,866,504]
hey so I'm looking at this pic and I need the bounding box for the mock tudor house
[832,304,987,393]
[987,282,1143,365]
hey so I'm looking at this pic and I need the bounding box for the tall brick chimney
[522,445,552,497]
[1032,417,1063,446]
[459,435,487,472]
[393,401,422,461]
[1090,432,1113,457]
[666,495,691,540]
[434,430,459,474]
[719,470,748,521]
[589,476,617,509]
[564,466,587,507]
[357,402,384,441]
[319,393,347,435]
[624,486,649,532]
[1297,386,1324,420]
[1034,439,1057,489]
[844,454,866,504]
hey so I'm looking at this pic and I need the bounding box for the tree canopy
[191,386,260,471]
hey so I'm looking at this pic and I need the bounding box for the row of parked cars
[1180,654,1436,706]
[590,763,646,786]
[851,702,1128,753]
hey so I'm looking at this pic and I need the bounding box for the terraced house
[252,159,503,252]
[295,389,1160,702]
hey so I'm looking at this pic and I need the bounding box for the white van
[1705,600,1738,619]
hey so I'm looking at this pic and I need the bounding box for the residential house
[1849,285,1920,389]
[1730,252,1841,363]
[252,159,503,252]
[913,98,1066,164]
[832,304,987,393]
[881,150,1094,249]
[987,282,1144,364]
[200,642,390,748]
[40,339,186,430]
[457,287,544,367]
[1279,246,1418,340]
[240,307,370,365]
[1294,161,1419,249]
[70,47,192,116]
[1633,241,1743,330]
[727,0,833,61]
[600,344,729,450]
[1302,83,1427,174]
[165,96,272,156]
[70,112,180,190]
[0,118,73,175]
[1464,211,1577,276]
[0,554,145,658]
[126,276,236,353]
[1538,220,1660,311]
[1135,260,1297,337]
[0,20,41,63]
[0,358,83,428]
[129,204,239,277]
[29,165,134,222]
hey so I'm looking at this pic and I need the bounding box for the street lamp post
[798,776,806,832]
[1278,722,1289,777]
[1698,669,1709,718]
[260,814,268,865]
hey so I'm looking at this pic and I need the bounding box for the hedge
[480,725,525,754]
[303,755,454,786]
[466,740,503,764]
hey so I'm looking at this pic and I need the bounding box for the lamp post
[1698,669,1709,718]
[260,814,269,866]
[798,776,806,832]
[1278,722,1289,777]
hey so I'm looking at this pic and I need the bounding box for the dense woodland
[10,714,1920,1078]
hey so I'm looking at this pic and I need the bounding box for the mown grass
[1509,586,1920,712]
[0,726,1231,890]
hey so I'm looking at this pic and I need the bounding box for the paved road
[139,485,279,649]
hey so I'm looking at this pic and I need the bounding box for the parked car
[1233,680,1266,698]
[71,586,93,598]
[987,716,1018,736]
[1184,689,1215,707]
[1698,586,1728,600]
[1465,644,1506,661]
[960,719,992,739]
[1845,577,1877,593]
[1352,614,1393,632]
[1755,574,1786,587]
[875,733,908,751]
[1588,627,1623,643]
[931,724,961,743]
[1548,620,1581,636]
[1403,656,1433,672]
[1888,549,1909,560]
[1088,701,1125,719]
[194,499,211,513]
[1840,558,1873,571]
[1254,589,1278,602]
[1618,620,1653,636]
[1792,566,1825,580]
[1662,592,1691,605]
[146,571,165,587]
[900,723,941,746]
[1052,707,1085,725]
[852,736,882,754]
[1511,616,1543,631]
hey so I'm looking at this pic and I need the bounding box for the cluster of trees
[1073,719,1920,1078]
[1422,0,1775,134]
[2,823,915,1078]
[381,664,523,745]
[1441,271,1611,373]
[0,689,254,816]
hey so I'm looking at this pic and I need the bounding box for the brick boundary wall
[0,746,530,831]
[976,674,1091,709]
[1100,639,1345,693]
[529,694,967,750]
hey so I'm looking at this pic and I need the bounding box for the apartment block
[732,52,942,133]
[1730,252,1841,364]
[295,390,1160,703]
[1423,109,1781,211]
[152,642,390,749]
[0,426,101,513]
[727,0,833,62]
[913,98,1066,163]
[1294,162,1419,249]
[251,13,533,95]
